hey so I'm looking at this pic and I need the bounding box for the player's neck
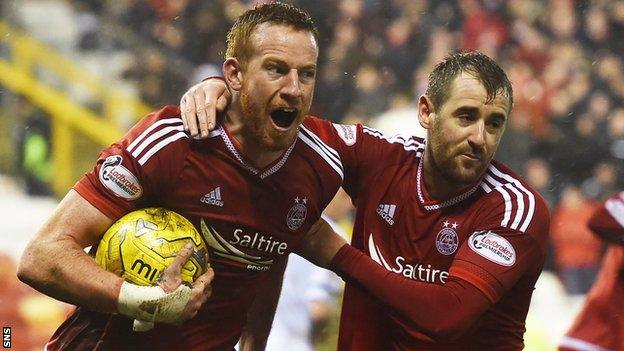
[422,151,473,202]
[222,109,283,169]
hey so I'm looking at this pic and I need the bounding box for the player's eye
[266,63,287,75]
[457,114,474,124]
[487,117,505,131]
[300,69,316,81]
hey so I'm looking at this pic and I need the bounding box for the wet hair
[225,2,318,67]
[426,51,513,111]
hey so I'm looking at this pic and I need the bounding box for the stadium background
[0,0,622,349]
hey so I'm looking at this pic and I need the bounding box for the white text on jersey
[377,204,396,225]
[369,234,448,284]
[392,257,449,284]
[230,229,288,255]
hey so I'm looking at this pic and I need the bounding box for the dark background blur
[1,1,621,350]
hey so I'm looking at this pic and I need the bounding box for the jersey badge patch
[436,221,459,255]
[99,155,143,200]
[333,123,357,146]
[286,196,307,231]
[468,230,516,266]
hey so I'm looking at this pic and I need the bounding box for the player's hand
[297,218,348,268]
[117,243,215,327]
[180,78,231,139]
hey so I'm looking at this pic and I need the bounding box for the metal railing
[0,21,152,195]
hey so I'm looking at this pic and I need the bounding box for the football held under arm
[18,107,209,321]
[17,190,123,313]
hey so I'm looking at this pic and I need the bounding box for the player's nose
[467,120,486,148]
[281,70,303,99]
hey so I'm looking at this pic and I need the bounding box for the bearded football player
[18,3,352,350]
[182,51,551,350]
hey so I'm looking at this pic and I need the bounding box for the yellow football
[95,208,209,286]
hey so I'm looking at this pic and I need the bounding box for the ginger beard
[239,75,310,152]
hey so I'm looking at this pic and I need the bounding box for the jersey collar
[218,124,297,179]
[416,153,482,211]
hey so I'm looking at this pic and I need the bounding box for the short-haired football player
[182,51,551,350]
[18,3,347,350]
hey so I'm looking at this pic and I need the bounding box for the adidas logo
[376,204,395,225]
[200,187,224,207]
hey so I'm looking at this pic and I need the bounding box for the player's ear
[223,58,243,91]
[418,95,435,130]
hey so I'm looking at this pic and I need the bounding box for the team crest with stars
[286,196,308,231]
[435,220,459,255]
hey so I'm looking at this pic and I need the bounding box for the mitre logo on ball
[95,208,209,286]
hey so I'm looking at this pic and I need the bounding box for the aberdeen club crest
[436,220,459,255]
[286,197,308,231]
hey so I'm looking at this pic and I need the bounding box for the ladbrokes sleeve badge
[332,123,357,146]
[468,230,516,266]
[99,155,143,200]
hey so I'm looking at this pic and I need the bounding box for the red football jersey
[46,106,343,351]
[306,119,550,350]
[559,192,624,351]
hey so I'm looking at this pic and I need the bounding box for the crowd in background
[59,0,623,294]
[2,0,624,349]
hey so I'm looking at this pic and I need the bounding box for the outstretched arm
[330,244,490,340]
[299,218,509,340]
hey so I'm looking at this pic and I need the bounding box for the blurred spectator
[524,157,557,273]
[350,63,389,119]
[460,0,508,57]
[581,162,618,202]
[605,108,624,160]
[550,185,602,295]
[15,99,52,197]
[7,0,624,348]
[524,157,555,209]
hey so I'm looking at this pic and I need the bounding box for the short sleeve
[74,106,190,220]
[450,192,550,303]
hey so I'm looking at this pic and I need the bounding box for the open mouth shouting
[270,107,299,131]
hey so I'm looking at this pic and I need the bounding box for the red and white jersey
[560,192,624,351]
[306,119,550,350]
[47,106,343,351]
